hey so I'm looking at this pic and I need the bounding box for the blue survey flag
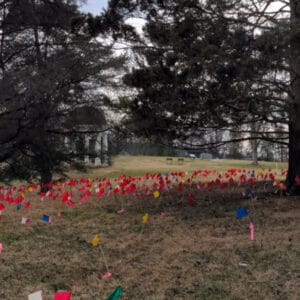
[42,215,51,223]
[244,188,253,197]
[236,208,248,219]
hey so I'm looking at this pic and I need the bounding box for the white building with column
[64,106,110,167]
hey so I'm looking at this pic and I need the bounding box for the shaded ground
[0,186,299,299]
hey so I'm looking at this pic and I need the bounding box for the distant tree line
[110,131,288,162]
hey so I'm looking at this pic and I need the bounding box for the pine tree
[0,0,124,189]
[96,0,299,193]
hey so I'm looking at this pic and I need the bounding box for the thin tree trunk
[0,2,6,75]
[286,122,300,194]
[37,141,53,193]
[40,166,53,193]
[251,140,258,165]
[31,0,43,69]
[39,149,53,193]
[287,0,300,194]
[250,123,259,165]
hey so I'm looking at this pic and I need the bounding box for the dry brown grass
[0,182,299,300]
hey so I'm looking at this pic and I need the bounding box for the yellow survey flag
[142,213,149,224]
[153,191,160,199]
[92,234,101,247]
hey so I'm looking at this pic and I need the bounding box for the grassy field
[0,156,299,300]
[69,155,288,179]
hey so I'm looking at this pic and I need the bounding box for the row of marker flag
[28,287,123,300]
[28,291,71,300]
[0,168,292,213]
[19,215,52,225]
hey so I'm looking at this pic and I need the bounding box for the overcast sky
[80,0,108,14]
[80,1,285,15]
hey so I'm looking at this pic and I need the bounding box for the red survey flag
[54,291,72,300]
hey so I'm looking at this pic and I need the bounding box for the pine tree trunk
[40,167,52,193]
[287,0,300,194]
[38,151,53,193]
[286,119,300,194]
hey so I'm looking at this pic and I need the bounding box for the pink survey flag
[160,212,168,217]
[249,222,255,241]
[28,290,43,300]
[0,243,3,254]
[102,272,113,279]
[117,208,126,215]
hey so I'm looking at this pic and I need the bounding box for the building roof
[66,106,107,128]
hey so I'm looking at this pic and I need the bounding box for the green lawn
[70,155,287,179]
